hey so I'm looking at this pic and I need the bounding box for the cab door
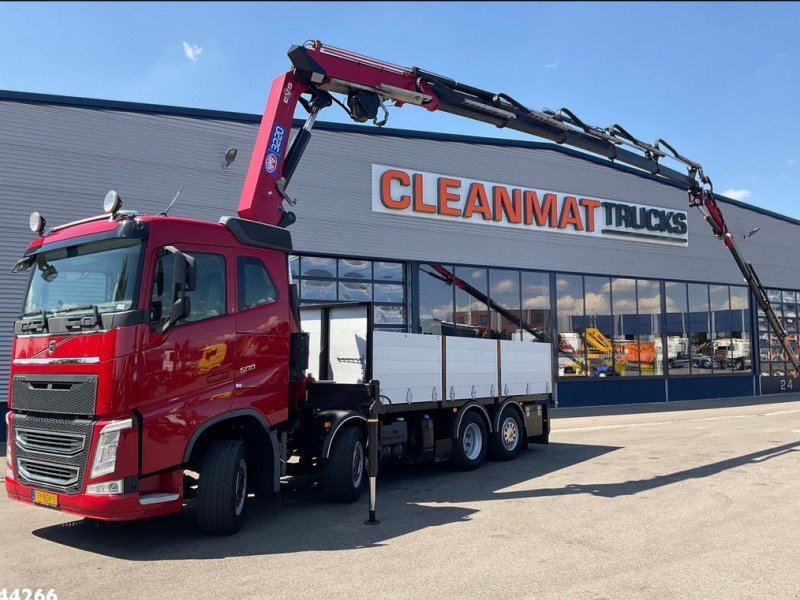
[137,244,235,475]
[233,251,292,426]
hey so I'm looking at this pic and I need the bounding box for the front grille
[17,458,80,488]
[11,374,97,416]
[16,428,85,455]
[11,413,93,494]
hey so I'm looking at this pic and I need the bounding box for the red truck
[5,41,795,534]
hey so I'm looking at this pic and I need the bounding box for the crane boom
[238,40,799,373]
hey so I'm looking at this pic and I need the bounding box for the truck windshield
[22,238,144,316]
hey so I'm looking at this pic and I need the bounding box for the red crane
[238,40,798,374]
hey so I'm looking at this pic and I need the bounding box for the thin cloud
[721,188,751,201]
[182,41,203,62]
[544,59,560,70]
[787,158,798,165]
[776,52,789,58]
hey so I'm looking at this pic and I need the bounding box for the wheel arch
[183,409,280,495]
[319,410,367,459]
[492,398,526,435]
[452,402,492,438]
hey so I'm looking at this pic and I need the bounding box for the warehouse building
[2,89,799,433]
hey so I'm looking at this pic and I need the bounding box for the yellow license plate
[32,489,59,508]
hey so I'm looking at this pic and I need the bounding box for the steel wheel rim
[234,458,248,516]
[501,416,519,451]
[352,441,365,488]
[462,422,482,460]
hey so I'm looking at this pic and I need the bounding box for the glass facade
[290,254,406,329]
[417,264,552,341]
[418,267,751,380]
[558,275,667,377]
[292,253,756,381]
[664,281,752,375]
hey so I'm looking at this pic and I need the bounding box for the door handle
[207,367,230,383]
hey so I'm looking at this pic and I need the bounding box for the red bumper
[5,478,182,521]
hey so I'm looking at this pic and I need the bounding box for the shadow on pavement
[32,441,617,560]
[507,440,800,499]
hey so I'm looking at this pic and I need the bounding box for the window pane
[521,271,551,341]
[688,283,712,374]
[584,276,613,377]
[637,279,663,376]
[301,256,336,278]
[301,279,336,301]
[612,278,639,376]
[489,269,520,340]
[454,266,489,338]
[375,304,405,325]
[418,264,454,335]
[556,274,585,377]
[665,282,690,375]
[288,255,300,278]
[374,283,404,303]
[758,288,791,375]
[339,281,371,301]
[184,254,226,323]
[150,252,175,328]
[710,285,732,372]
[238,257,277,311]
[728,287,751,373]
[338,259,371,279]
[374,261,404,281]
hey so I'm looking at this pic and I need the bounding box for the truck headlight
[90,419,133,478]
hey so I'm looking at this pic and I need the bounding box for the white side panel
[500,341,552,396]
[328,305,369,383]
[445,337,498,400]
[372,332,442,405]
[299,308,323,379]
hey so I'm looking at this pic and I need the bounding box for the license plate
[31,489,59,508]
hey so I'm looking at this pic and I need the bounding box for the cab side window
[238,257,278,310]
[150,251,226,327]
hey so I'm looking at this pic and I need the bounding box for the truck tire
[451,411,487,471]
[489,407,524,461]
[322,426,365,503]
[196,440,248,535]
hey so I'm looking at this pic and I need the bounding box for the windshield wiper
[52,305,103,331]
[51,304,98,315]
[18,310,49,334]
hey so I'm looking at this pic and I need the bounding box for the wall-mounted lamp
[743,227,761,239]
[222,147,238,170]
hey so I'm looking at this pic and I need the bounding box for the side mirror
[161,246,196,332]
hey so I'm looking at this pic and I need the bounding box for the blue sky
[1,2,799,220]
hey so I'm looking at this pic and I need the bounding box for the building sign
[371,165,689,246]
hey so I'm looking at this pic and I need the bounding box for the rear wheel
[196,440,248,535]
[322,427,365,503]
[490,407,524,461]
[451,411,487,471]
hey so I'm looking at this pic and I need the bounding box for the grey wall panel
[2,97,800,398]
[287,129,800,290]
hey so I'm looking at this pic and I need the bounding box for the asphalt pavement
[1,395,799,600]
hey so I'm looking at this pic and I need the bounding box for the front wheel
[451,411,487,471]
[196,440,248,535]
[322,426,365,503]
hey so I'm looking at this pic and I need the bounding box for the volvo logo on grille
[48,341,57,354]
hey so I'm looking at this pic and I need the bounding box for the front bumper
[5,477,183,521]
